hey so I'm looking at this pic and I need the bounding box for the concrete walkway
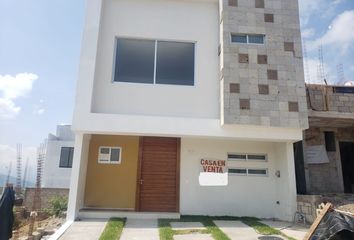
[120,219,159,240]
[59,219,107,240]
[174,234,213,240]
[261,220,309,240]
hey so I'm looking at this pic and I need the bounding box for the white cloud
[33,108,45,115]
[0,73,38,120]
[0,73,38,100]
[299,0,343,27]
[0,98,21,119]
[332,0,343,5]
[32,99,46,116]
[299,0,325,26]
[311,11,354,53]
[302,28,316,39]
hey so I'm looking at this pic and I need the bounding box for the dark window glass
[114,39,155,84]
[100,148,110,154]
[324,132,336,152]
[110,148,121,162]
[229,168,247,174]
[247,154,266,161]
[231,34,247,43]
[228,154,247,160]
[156,41,195,86]
[248,169,267,175]
[248,35,265,44]
[59,147,74,168]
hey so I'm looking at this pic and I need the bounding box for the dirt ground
[12,216,65,240]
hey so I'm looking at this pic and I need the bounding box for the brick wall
[297,195,322,223]
[303,127,354,193]
[307,84,354,113]
[23,188,69,210]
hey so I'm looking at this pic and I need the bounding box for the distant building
[42,125,74,189]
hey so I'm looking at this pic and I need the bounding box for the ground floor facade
[67,132,299,222]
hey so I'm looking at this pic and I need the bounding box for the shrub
[46,196,68,217]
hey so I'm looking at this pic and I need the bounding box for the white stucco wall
[42,140,74,189]
[180,138,297,221]
[91,0,219,119]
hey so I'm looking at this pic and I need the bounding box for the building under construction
[294,84,354,222]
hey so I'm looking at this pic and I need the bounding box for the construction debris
[304,203,354,240]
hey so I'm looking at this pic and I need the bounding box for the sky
[0,0,353,182]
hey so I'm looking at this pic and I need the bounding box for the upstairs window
[114,38,195,86]
[231,34,265,44]
[59,147,74,168]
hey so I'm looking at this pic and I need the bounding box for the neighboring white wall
[180,138,297,221]
[67,134,91,221]
[91,0,219,119]
[42,125,75,189]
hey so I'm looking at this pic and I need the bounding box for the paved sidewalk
[261,220,309,240]
[59,219,107,240]
[120,218,159,240]
[174,234,213,240]
[170,222,206,231]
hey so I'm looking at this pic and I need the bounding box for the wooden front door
[137,137,180,212]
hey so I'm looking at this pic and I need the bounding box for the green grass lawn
[99,218,126,240]
[159,216,230,240]
[159,216,296,240]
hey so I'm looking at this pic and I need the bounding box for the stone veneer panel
[255,0,265,8]
[228,0,237,7]
[220,0,308,128]
[230,83,240,93]
[264,13,274,23]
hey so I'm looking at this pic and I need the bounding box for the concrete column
[274,142,297,221]
[67,133,91,221]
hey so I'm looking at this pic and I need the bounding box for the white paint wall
[42,126,75,189]
[72,0,303,143]
[67,134,91,220]
[42,140,74,189]
[91,0,219,119]
[180,138,297,221]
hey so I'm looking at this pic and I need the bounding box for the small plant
[46,196,68,217]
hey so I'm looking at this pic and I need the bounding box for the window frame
[112,37,196,87]
[229,168,269,177]
[98,146,122,164]
[247,168,269,177]
[231,34,266,45]
[59,147,74,168]
[228,168,247,176]
[227,153,268,162]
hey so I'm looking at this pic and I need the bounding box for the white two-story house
[67,0,308,221]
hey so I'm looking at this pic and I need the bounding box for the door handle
[140,179,144,185]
